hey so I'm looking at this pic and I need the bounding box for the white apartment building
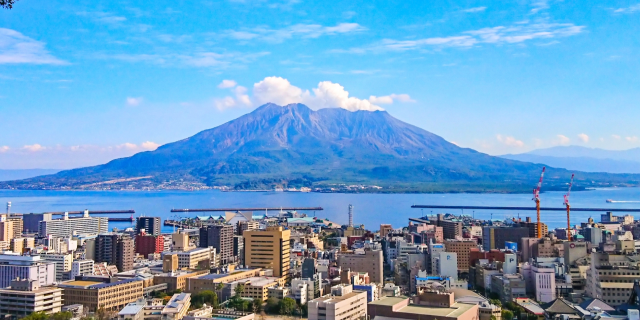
[308,284,367,320]
[38,211,108,238]
[291,281,308,304]
[436,251,458,281]
[41,253,73,281]
[71,260,94,278]
[0,253,56,288]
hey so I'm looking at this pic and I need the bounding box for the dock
[170,207,323,212]
[108,217,135,222]
[411,205,640,212]
[49,210,135,215]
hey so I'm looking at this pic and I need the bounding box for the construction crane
[564,174,575,241]
[532,167,546,238]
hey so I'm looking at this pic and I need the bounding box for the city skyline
[2,1,640,168]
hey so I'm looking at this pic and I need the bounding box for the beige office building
[337,249,384,283]
[58,277,143,312]
[163,247,215,270]
[0,279,63,318]
[308,284,367,320]
[244,226,291,278]
[586,251,640,306]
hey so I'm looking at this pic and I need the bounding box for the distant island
[2,103,640,193]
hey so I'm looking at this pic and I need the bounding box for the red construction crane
[564,174,575,241]
[532,167,546,238]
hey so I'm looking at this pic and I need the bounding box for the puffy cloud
[496,134,525,148]
[219,76,413,112]
[119,142,138,150]
[612,134,621,140]
[577,133,589,143]
[626,136,639,143]
[141,141,160,150]
[218,80,237,88]
[22,144,45,152]
[0,28,67,64]
[554,134,571,145]
[126,97,143,106]
[252,76,307,106]
[0,146,9,153]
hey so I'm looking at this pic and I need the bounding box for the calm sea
[1,188,640,233]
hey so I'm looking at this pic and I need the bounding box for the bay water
[1,188,640,233]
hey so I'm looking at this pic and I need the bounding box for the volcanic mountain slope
[4,103,640,192]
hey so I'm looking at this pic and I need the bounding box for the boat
[606,199,613,203]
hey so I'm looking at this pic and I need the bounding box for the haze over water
[2,188,640,233]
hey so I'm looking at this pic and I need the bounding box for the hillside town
[1,201,640,320]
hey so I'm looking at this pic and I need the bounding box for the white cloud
[339,21,584,53]
[612,134,621,140]
[614,4,640,13]
[213,76,414,112]
[577,133,589,143]
[0,28,66,64]
[369,94,415,104]
[126,97,143,106]
[496,134,525,148]
[218,80,237,88]
[530,1,549,13]
[554,134,571,145]
[141,141,160,150]
[626,136,639,143]
[462,6,487,13]
[0,146,9,153]
[22,144,45,152]
[225,23,366,43]
[119,143,138,150]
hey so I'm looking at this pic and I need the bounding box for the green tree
[489,299,502,307]
[502,310,514,320]
[279,297,297,316]
[50,311,74,320]
[528,314,539,320]
[490,316,497,320]
[265,297,280,313]
[0,0,18,9]
[234,284,245,298]
[19,312,48,320]
[216,282,225,305]
[252,298,263,314]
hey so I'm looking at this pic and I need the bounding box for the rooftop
[313,291,365,303]
[59,278,141,289]
[370,297,477,317]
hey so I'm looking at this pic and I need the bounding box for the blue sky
[1,0,640,169]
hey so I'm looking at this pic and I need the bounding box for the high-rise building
[23,213,52,233]
[199,224,234,264]
[586,251,639,306]
[483,227,530,251]
[434,215,463,240]
[513,217,549,238]
[136,217,161,236]
[135,233,164,257]
[244,226,291,278]
[302,258,317,279]
[436,252,458,280]
[0,253,56,288]
[0,214,13,242]
[38,212,108,238]
[337,249,384,284]
[41,253,73,281]
[444,238,477,272]
[95,233,134,272]
[348,205,354,227]
[233,235,244,265]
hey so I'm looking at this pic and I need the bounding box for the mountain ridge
[2,103,640,192]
